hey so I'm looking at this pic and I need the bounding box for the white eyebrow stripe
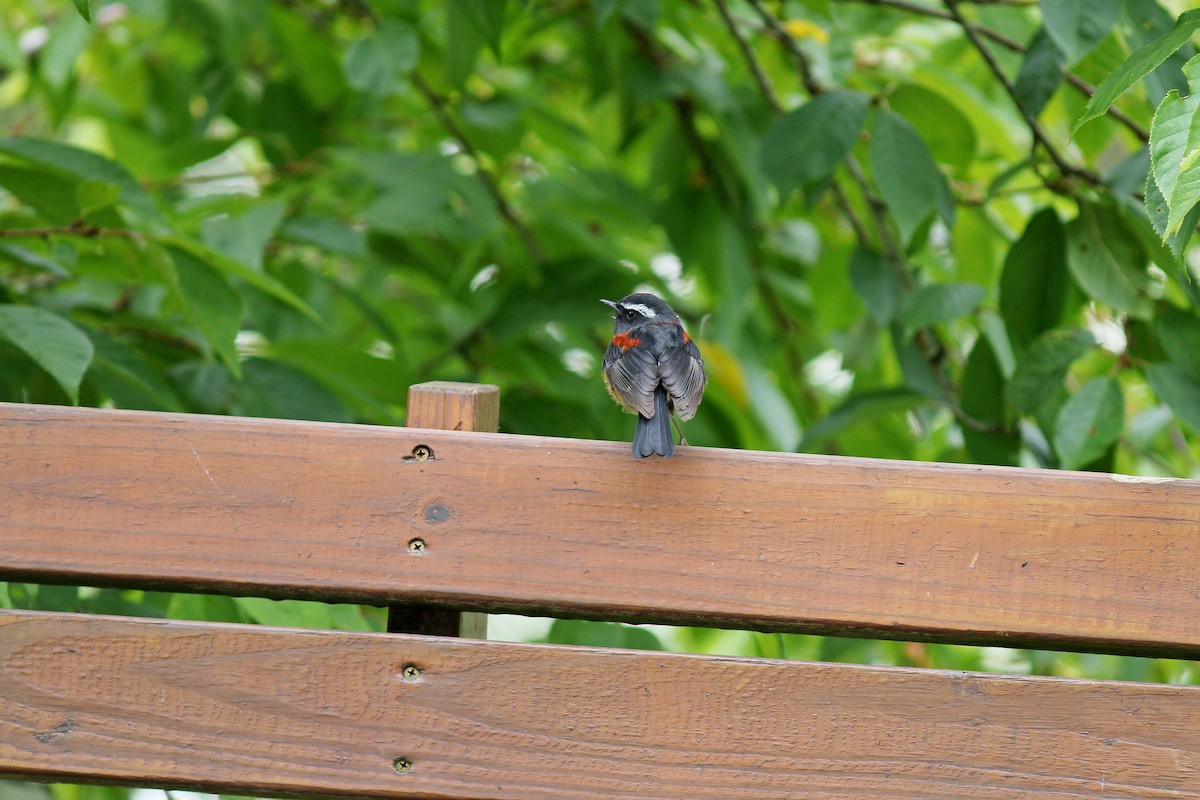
[621,303,656,318]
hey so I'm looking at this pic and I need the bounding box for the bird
[601,292,706,458]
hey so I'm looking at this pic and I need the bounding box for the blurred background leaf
[4,2,1200,795]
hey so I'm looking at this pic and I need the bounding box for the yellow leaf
[697,340,749,408]
[783,19,830,44]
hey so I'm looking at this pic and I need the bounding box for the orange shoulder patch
[612,333,641,350]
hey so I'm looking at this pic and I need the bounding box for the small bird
[601,292,706,458]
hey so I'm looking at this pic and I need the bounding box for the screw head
[402,664,421,681]
[407,538,427,554]
[411,444,432,462]
[393,756,413,774]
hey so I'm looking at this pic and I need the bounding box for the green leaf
[159,235,321,323]
[201,202,286,272]
[546,619,666,651]
[446,0,487,86]
[1007,329,1094,414]
[1155,304,1200,377]
[961,337,1018,466]
[870,110,943,246]
[281,216,368,256]
[745,364,801,451]
[169,247,244,375]
[978,308,1017,379]
[1040,0,1120,64]
[0,304,94,403]
[167,594,244,624]
[1149,53,1200,240]
[849,248,903,323]
[760,91,871,196]
[1122,0,1193,104]
[1054,377,1123,470]
[39,13,92,94]
[0,243,71,278]
[1145,362,1200,434]
[1014,27,1064,118]
[897,282,984,329]
[76,179,121,216]
[343,19,420,95]
[894,326,944,400]
[33,583,79,612]
[71,0,91,22]
[268,6,346,109]
[0,137,162,225]
[233,358,352,422]
[886,85,976,172]
[801,388,928,451]
[235,597,335,629]
[1065,202,1152,318]
[0,165,80,224]
[362,174,460,236]
[454,0,506,58]
[86,329,185,412]
[1075,8,1200,132]
[999,208,1069,351]
[1146,164,1200,257]
[170,361,235,413]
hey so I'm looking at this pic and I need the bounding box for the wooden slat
[2,609,1198,800]
[387,382,498,639]
[2,402,1200,655]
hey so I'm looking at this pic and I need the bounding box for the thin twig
[411,74,545,265]
[851,0,1023,49]
[944,0,1102,185]
[1061,74,1149,141]
[831,183,872,245]
[622,16,822,420]
[846,0,1149,141]
[749,0,1004,435]
[340,1,544,263]
[713,0,782,113]
[0,225,139,239]
[745,0,822,94]
[843,158,905,282]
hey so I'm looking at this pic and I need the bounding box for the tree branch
[411,73,545,265]
[622,16,822,421]
[745,0,823,95]
[942,0,1098,186]
[846,0,1149,142]
[0,225,140,239]
[713,0,782,113]
[747,0,1005,436]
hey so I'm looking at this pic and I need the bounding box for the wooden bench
[2,381,1199,799]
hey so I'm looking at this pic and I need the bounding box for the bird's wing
[659,339,707,420]
[603,343,660,418]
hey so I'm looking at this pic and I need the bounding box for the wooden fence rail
[4,609,1198,800]
[2,385,1200,799]
[2,401,1199,655]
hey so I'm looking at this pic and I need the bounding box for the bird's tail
[633,386,674,459]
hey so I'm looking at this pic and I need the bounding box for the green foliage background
[4,0,1200,795]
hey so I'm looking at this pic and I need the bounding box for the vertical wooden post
[387,382,498,639]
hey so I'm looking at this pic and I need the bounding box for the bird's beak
[600,299,617,310]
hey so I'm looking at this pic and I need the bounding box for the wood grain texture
[406,381,501,434]
[2,609,1198,800]
[2,402,1200,655]
[388,382,498,639]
